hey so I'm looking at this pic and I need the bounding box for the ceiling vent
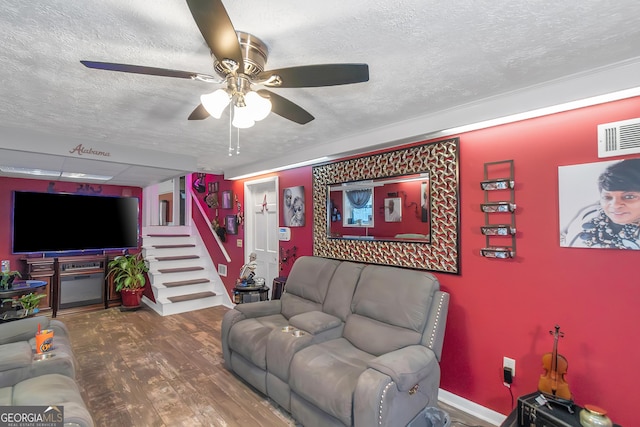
[597,118,640,158]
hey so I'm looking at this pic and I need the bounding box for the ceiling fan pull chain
[228,108,234,157]
[236,127,241,155]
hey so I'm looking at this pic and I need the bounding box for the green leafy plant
[19,292,46,311]
[107,253,149,292]
[0,271,21,291]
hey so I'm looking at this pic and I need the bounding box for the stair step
[168,291,216,303]
[155,255,200,261]
[163,278,210,288]
[152,244,196,249]
[146,234,191,237]
[158,266,205,274]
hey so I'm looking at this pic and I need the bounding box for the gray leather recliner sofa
[0,316,94,427]
[221,256,449,427]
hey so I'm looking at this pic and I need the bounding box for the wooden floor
[57,306,495,427]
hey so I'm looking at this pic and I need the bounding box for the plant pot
[121,288,143,307]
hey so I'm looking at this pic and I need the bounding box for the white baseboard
[438,389,507,426]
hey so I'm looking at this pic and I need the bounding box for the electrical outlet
[236,239,243,247]
[503,356,516,378]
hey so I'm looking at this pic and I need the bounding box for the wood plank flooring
[57,306,495,427]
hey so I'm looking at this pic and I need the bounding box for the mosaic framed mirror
[313,137,460,273]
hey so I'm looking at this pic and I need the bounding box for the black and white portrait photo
[283,186,305,227]
[384,197,402,222]
[559,157,640,249]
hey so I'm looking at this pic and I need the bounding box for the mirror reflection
[328,173,430,242]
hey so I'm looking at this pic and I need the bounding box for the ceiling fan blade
[258,64,369,88]
[80,60,215,80]
[186,0,244,73]
[258,90,314,125]
[188,104,210,120]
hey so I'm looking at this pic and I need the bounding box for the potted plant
[0,270,21,291]
[19,292,47,315]
[107,253,149,307]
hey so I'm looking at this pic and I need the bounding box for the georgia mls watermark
[0,406,63,427]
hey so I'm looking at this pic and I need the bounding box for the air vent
[597,118,640,158]
[217,264,227,277]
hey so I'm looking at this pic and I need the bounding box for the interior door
[245,177,279,296]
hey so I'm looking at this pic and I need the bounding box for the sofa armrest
[0,342,32,371]
[234,300,282,318]
[367,345,438,392]
[289,311,342,335]
[0,317,55,345]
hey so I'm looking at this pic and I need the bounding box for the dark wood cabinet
[23,258,55,312]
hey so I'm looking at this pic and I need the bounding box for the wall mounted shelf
[481,225,516,236]
[480,247,515,259]
[480,178,514,191]
[480,160,516,259]
[480,202,516,213]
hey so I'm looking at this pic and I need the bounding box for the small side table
[272,276,287,300]
[233,285,269,304]
[502,392,623,427]
[0,280,47,322]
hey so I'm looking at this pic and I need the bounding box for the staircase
[141,225,231,316]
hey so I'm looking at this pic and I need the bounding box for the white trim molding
[438,389,507,426]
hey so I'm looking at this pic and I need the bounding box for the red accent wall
[0,178,142,272]
[242,96,640,426]
[277,167,313,277]
[190,173,247,297]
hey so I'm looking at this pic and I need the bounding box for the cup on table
[35,329,54,354]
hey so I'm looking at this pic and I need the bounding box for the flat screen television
[12,191,139,254]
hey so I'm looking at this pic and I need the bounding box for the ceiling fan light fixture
[201,88,231,119]
[232,104,255,129]
[244,91,272,121]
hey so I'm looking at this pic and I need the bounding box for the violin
[538,324,572,400]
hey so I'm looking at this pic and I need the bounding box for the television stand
[24,255,110,317]
[56,255,106,316]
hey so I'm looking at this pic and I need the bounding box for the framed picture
[283,186,305,227]
[421,181,430,223]
[222,190,233,209]
[226,215,237,235]
[559,157,640,249]
[384,197,402,222]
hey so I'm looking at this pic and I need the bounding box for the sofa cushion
[11,374,94,427]
[0,342,32,371]
[321,261,364,321]
[228,313,290,368]
[0,385,11,405]
[344,314,421,357]
[281,256,340,320]
[290,338,375,427]
[344,265,439,355]
[0,334,77,388]
[228,319,272,369]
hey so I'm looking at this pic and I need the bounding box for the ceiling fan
[80,0,369,129]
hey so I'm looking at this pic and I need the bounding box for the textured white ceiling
[2,0,640,186]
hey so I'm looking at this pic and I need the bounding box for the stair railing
[187,181,231,263]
